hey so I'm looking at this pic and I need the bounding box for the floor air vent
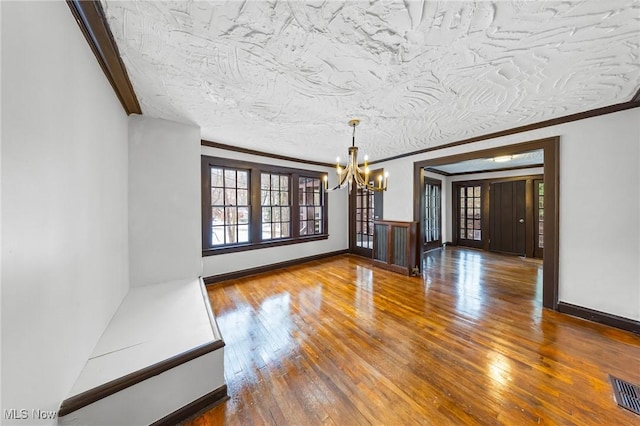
[610,375,640,415]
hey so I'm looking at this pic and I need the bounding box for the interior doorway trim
[413,136,559,310]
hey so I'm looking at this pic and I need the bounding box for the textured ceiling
[101,1,640,163]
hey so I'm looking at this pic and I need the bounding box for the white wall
[557,110,639,321]
[129,115,202,287]
[1,1,129,423]
[201,146,349,277]
[378,108,640,321]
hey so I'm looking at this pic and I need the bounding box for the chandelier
[325,119,388,193]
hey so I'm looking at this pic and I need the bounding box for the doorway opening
[413,137,559,310]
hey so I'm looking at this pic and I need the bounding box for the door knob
[519,219,525,223]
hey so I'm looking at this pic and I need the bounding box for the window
[202,156,328,254]
[299,177,324,236]
[459,185,482,241]
[210,167,250,246]
[261,173,290,240]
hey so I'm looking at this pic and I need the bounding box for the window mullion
[202,161,213,251]
[250,167,261,243]
[292,173,300,238]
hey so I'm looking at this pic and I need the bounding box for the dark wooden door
[490,180,526,255]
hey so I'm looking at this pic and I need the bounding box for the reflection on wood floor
[187,247,640,425]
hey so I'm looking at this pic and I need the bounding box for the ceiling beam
[67,0,141,115]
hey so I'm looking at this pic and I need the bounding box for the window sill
[202,234,329,256]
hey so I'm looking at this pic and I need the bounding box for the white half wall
[377,108,640,321]
[1,1,129,423]
[201,146,349,278]
[128,115,202,287]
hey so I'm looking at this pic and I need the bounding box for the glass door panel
[456,183,484,249]
[423,178,442,251]
[534,179,544,258]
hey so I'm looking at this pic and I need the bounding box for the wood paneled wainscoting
[189,248,640,425]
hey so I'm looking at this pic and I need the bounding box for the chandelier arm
[339,171,351,188]
[352,169,368,187]
[326,168,351,192]
[369,185,386,192]
[339,168,351,185]
[362,174,386,192]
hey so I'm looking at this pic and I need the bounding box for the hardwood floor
[187,247,640,425]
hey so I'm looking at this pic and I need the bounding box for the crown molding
[201,139,334,168]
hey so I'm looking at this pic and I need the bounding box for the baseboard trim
[150,384,229,426]
[557,302,640,335]
[204,249,349,284]
[58,340,225,417]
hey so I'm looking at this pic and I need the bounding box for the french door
[350,170,383,258]
[423,178,441,251]
[534,179,544,259]
[454,183,484,249]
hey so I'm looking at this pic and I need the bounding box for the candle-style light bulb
[378,175,382,189]
[323,175,328,190]
[384,171,389,189]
